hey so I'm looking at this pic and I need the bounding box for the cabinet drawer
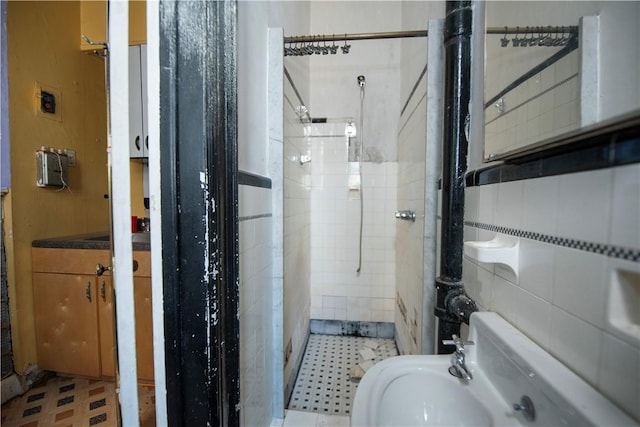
[132,251,150,277]
[32,248,150,277]
[32,248,111,275]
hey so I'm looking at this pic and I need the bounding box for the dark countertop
[32,231,151,251]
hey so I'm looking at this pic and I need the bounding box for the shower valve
[299,155,311,165]
[395,210,416,222]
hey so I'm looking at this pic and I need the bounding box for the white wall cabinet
[129,44,148,158]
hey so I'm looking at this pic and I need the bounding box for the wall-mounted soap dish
[463,237,519,277]
[607,265,640,348]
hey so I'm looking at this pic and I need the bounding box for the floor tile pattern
[1,376,156,427]
[287,334,397,416]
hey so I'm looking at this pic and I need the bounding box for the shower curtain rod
[486,25,578,35]
[284,30,427,43]
[283,26,577,44]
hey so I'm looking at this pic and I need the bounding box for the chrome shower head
[357,75,365,87]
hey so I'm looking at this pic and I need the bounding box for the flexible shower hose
[356,84,364,276]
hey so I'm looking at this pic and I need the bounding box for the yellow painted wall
[6,1,110,372]
[130,160,146,218]
[80,0,147,50]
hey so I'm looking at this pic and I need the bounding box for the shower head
[357,75,365,87]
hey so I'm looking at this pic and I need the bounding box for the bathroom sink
[359,357,496,426]
[351,312,637,427]
[352,355,508,427]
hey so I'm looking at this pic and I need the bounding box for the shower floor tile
[287,334,397,416]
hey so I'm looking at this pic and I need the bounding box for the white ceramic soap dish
[464,237,519,277]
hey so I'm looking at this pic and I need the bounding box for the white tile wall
[610,164,640,249]
[309,123,396,325]
[484,51,580,158]
[556,168,612,243]
[239,185,273,427]
[283,77,312,402]
[463,164,640,422]
[395,84,428,355]
[309,1,402,162]
[238,1,310,422]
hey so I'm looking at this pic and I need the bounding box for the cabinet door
[33,273,101,377]
[129,45,145,158]
[98,276,116,377]
[140,44,148,157]
[134,277,154,381]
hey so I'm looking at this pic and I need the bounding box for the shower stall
[274,2,448,419]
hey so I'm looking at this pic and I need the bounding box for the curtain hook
[511,26,520,47]
[521,26,530,47]
[341,33,351,54]
[500,26,509,47]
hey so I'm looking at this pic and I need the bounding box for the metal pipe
[284,30,428,44]
[435,0,477,355]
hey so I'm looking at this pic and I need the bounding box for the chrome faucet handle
[442,335,475,352]
[395,210,416,222]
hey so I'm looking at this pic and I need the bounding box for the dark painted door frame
[159,1,239,425]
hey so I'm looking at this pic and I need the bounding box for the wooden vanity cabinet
[98,275,116,377]
[134,276,154,381]
[32,271,102,377]
[32,248,153,381]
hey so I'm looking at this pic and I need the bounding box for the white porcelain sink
[352,312,637,427]
[362,357,498,426]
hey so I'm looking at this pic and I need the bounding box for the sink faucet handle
[442,334,475,352]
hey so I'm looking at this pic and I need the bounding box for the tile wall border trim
[465,221,640,262]
[467,113,640,187]
[238,213,272,222]
[238,170,272,189]
[309,319,395,339]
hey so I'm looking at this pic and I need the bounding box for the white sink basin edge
[351,355,517,427]
[351,312,638,427]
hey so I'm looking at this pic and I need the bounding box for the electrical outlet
[66,149,76,167]
[35,82,62,122]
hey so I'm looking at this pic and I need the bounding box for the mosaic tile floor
[287,334,398,416]
[1,376,156,427]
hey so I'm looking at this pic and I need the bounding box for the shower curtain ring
[511,26,520,47]
[552,27,561,46]
[500,26,509,47]
[560,26,567,46]
[322,38,329,55]
[341,34,351,54]
[330,35,338,54]
[521,26,530,47]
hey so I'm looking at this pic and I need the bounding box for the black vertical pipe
[435,0,477,354]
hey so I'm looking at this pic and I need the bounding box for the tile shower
[284,121,400,416]
[309,123,397,324]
